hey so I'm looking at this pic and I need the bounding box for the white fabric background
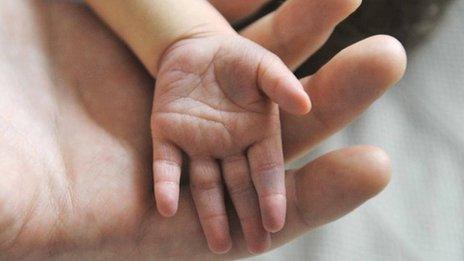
[252,1,464,260]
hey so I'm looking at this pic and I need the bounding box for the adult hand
[0,0,405,259]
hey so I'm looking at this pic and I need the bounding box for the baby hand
[151,33,310,253]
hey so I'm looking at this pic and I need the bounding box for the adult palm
[0,1,405,259]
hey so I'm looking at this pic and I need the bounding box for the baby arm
[85,0,311,254]
[84,0,232,76]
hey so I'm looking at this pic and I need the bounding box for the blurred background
[249,0,464,260]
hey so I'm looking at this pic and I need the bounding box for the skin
[0,0,406,259]
[84,1,312,252]
[153,33,312,253]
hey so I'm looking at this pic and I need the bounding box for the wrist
[155,24,236,76]
[85,0,237,78]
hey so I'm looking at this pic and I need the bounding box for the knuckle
[190,177,222,191]
[154,180,179,186]
[252,160,284,174]
[260,192,286,200]
[222,155,244,165]
[153,158,181,167]
[199,212,228,222]
[227,179,254,197]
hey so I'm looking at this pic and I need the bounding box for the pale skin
[0,0,406,259]
[85,0,314,253]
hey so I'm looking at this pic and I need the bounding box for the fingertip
[157,202,178,218]
[207,231,233,254]
[293,146,392,226]
[210,242,232,255]
[369,35,407,86]
[294,90,312,115]
[247,233,271,254]
[259,52,311,115]
[339,35,407,89]
[154,184,179,217]
[158,208,177,218]
[353,145,392,195]
[261,194,286,233]
[203,216,232,254]
[278,93,311,116]
[276,79,312,115]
